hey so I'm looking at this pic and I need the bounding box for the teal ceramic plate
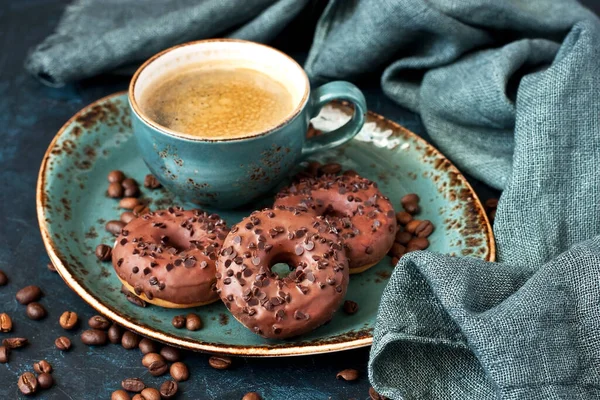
[37,92,494,357]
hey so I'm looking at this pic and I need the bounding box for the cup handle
[302,81,367,157]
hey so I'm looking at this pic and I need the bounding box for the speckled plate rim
[36,91,495,357]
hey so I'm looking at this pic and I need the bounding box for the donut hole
[271,262,294,279]
[321,204,350,219]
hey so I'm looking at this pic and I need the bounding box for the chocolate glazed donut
[216,208,349,339]
[274,174,397,273]
[112,207,229,308]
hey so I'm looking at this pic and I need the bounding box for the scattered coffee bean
[132,395,144,400]
[343,300,359,315]
[140,388,161,400]
[306,161,321,176]
[170,362,189,382]
[26,302,47,320]
[47,262,57,272]
[124,185,140,198]
[242,392,262,400]
[120,211,137,224]
[0,346,9,363]
[121,330,140,349]
[108,170,126,184]
[33,360,52,374]
[16,285,42,305]
[144,174,162,189]
[343,169,359,177]
[124,292,147,307]
[0,313,12,332]
[391,243,406,258]
[108,181,125,198]
[185,313,202,331]
[112,389,131,400]
[139,338,159,354]
[95,244,112,261]
[208,355,232,370]
[395,230,412,245]
[319,162,342,175]
[336,368,359,381]
[106,220,126,236]
[18,372,38,395]
[4,337,28,349]
[485,198,499,209]
[142,353,164,368]
[414,220,434,238]
[404,219,422,234]
[89,315,111,330]
[121,377,145,392]
[119,197,141,209]
[401,193,420,214]
[369,386,388,400]
[171,315,186,329]
[406,237,429,252]
[37,372,54,389]
[0,270,7,285]
[59,311,78,330]
[81,329,108,346]
[148,359,168,376]
[160,380,178,399]
[160,346,181,362]
[108,323,124,344]
[55,336,71,351]
[122,178,138,189]
[395,211,413,225]
[132,204,150,217]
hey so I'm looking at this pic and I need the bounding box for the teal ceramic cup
[129,39,367,209]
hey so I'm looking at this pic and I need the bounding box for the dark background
[1,1,598,399]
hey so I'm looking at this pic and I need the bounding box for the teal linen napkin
[26,1,600,398]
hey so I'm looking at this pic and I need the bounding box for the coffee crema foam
[140,63,295,139]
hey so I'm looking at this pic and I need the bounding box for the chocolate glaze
[111,207,229,307]
[216,208,349,339]
[274,174,397,271]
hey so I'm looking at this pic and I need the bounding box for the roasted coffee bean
[37,373,54,389]
[4,337,28,349]
[0,313,12,332]
[319,162,342,175]
[108,182,125,198]
[395,211,413,225]
[108,170,126,184]
[0,270,7,285]
[242,392,262,400]
[369,386,388,400]
[140,388,161,400]
[16,285,42,304]
[119,197,141,209]
[88,315,111,330]
[404,219,422,234]
[26,302,47,320]
[139,338,159,354]
[124,185,140,198]
[142,353,164,368]
[95,244,112,261]
[395,230,412,245]
[170,362,189,382]
[401,193,420,214]
[343,300,359,315]
[208,355,232,370]
[185,313,202,331]
[111,389,131,400]
[485,198,499,209]
[406,237,429,252]
[148,359,168,376]
[121,378,145,392]
[106,220,126,236]
[121,330,140,349]
[108,323,123,344]
[158,381,177,399]
[33,360,52,374]
[414,220,434,238]
[47,262,57,272]
[120,211,137,224]
[81,329,108,346]
[306,161,321,176]
[132,204,150,217]
[171,315,186,329]
[124,292,147,307]
[59,311,78,330]
[55,336,71,351]
[336,368,359,381]
[160,346,181,362]
[132,395,144,400]
[0,346,9,363]
[144,174,162,189]
[18,372,38,395]
[343,169,358,177]
[122,178,138,189]
[391,243,406,258]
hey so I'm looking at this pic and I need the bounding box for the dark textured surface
[1,0,597,399]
